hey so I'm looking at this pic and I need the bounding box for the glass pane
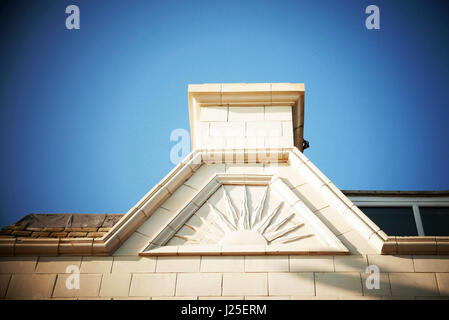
[419,207,449,236]
[358,206,418,236]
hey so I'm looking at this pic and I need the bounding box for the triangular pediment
[138,173,348,256]
[109,148,387,256]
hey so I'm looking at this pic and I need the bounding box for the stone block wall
[1,254,448,300]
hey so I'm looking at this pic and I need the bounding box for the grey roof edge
[342,190,449,197]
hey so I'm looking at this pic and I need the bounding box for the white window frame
[348,195,449,236]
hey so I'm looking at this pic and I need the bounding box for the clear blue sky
[0,0,448,226]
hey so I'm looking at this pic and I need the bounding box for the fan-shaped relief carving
[140,174,349,255]
[172,185,314,246]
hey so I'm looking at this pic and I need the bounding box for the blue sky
[0,0,448,226]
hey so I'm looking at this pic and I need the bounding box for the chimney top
[188,83,305,151]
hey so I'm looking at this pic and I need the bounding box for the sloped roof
[0,214,124,239]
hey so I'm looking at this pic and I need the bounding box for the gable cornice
[2,147,446,256]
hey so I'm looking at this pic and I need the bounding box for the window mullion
[412,203,425,236]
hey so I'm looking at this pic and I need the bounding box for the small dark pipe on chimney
[302,139,310,150]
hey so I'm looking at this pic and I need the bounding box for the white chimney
[188,83,305,152]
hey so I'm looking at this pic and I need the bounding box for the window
[419,207,449,236]
[348,193,449,237]
[359,206,418,236]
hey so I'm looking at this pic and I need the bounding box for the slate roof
[0,213,124,239]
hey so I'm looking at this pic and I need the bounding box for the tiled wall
[197,106,294,149]
[1,254,448,299]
